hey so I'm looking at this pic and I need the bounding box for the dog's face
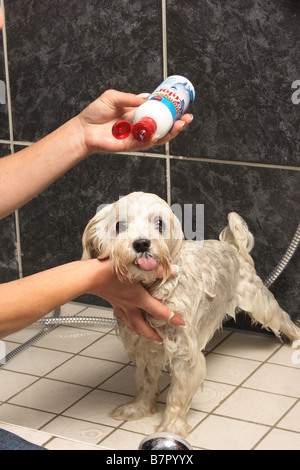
[82,192,184,283]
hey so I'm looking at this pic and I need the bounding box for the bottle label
[148,75,194,122]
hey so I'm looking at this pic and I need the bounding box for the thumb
[155,264,180,279]
[141,292,185,327]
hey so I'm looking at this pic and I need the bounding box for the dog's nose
[133,238,151,253]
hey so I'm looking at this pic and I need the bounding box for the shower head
[138,432,193,450]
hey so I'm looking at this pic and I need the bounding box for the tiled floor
[1,302,300,450]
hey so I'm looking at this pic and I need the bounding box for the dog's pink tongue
[138,257,158,271]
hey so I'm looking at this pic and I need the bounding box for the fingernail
[138,92,150,98]
[179,122,185,131]
[171,315,185,327]
[189,114,194,123]
[170,264,180,276]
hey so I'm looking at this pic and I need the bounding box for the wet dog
[82,192,300,436]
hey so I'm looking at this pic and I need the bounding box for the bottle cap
[132,117,157,142]
[112,120,133,140]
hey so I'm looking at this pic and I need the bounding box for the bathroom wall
[0,0,299,330]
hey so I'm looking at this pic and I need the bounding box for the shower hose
[1,222,299,368]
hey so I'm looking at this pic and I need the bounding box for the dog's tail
[219,212,255,266]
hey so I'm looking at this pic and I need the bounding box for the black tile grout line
[273,398,300,434]
[96,420,132,447]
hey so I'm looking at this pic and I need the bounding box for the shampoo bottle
[112,75,195,142]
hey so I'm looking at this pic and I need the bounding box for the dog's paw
[110,401,157,421]
[156,419,191,437]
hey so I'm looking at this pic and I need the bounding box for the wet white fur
[82,192,300,436]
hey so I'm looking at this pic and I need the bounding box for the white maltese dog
[82,192,300,436]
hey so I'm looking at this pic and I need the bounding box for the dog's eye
[155,219,165,234]
[116,221,127,234]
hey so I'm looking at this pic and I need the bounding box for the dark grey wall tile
[0,145,19,282]
[167,0,300,166]
[5,0,163,142]
[170,159,300,324]
[18,153,167,306]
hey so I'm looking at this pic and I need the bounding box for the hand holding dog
[87,259,184,342]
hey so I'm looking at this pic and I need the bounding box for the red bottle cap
[132,117,157,142]
[112,120,133,140]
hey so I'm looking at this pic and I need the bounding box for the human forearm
[0,257,184,341]
[0,116,87,219]
[0,90,192,220]
[0,259,98,338]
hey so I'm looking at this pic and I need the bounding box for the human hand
[78,89,193,154]
[87,259,184,342]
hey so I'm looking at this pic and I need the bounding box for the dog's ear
[81,204,113,260]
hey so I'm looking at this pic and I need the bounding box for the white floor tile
[277,401,300,433]
[255,428,300,450]
[60,302,88,316]
[268,344,300,369]
[0,370,38,401]
[32,327,103,353]
[63,389,131,427]
[9,378,90,414]
[3,347,72,376]
[0,403,54,428]
[81,334,129,364]
[99,365,137,396]
[100,428,145,450]
[213,332,281,361]
[45,436,106,450]
[188,415,269,450]
[190,381,235,412]
[47,355,124,387]
[243,363,300,397]
[216,388,296,425]
[100,365,170,397]
[205,353,260,385]
[41,415,113,444]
